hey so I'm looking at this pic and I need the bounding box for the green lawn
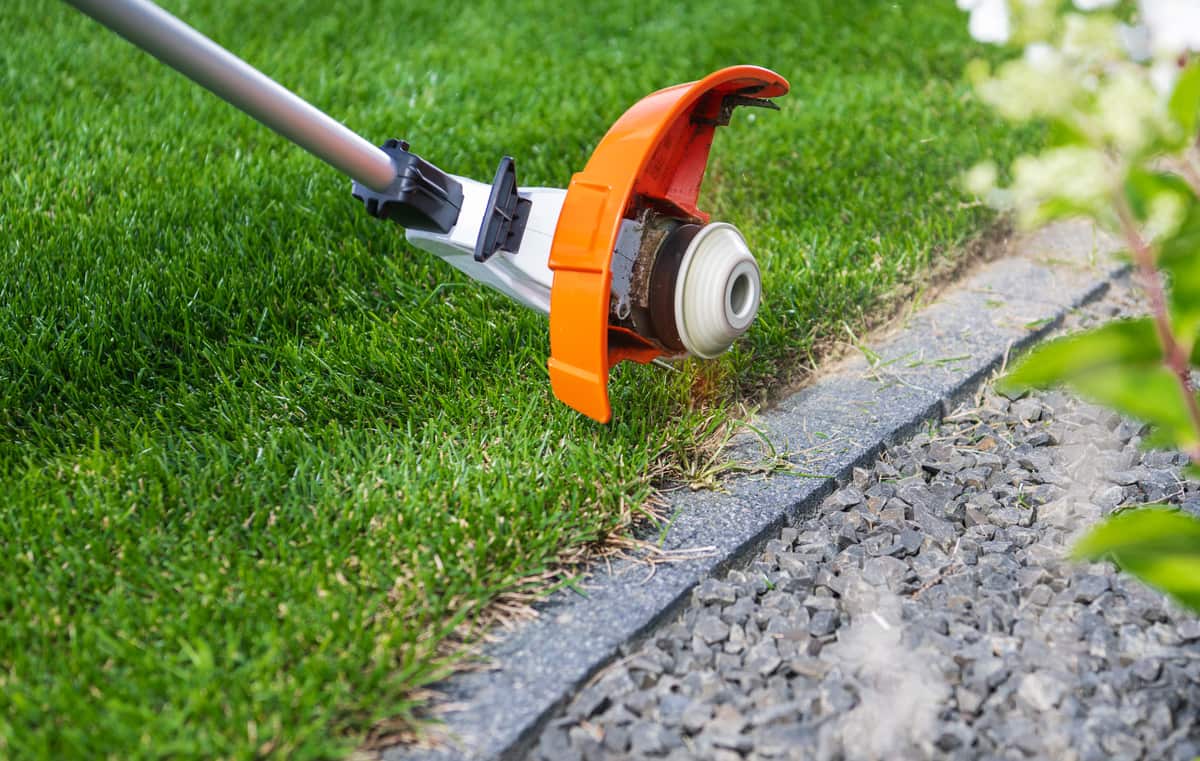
[0,1,1029,757]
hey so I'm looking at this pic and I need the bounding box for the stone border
[384,221,1122,761]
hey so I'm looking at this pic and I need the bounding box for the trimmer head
[547,66,789,422]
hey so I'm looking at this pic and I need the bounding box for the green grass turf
[0,0,1032,757]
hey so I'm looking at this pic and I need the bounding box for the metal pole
[62,0,397,192]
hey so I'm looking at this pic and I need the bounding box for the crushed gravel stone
[529,276,1200,761]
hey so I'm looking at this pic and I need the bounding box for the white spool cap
[673,222,762,359]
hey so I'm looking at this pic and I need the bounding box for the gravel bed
[529,277,1200,761]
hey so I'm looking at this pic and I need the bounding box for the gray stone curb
[384,221,1122,761]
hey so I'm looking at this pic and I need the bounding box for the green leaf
[1046,117,1090,148]
[1125,171,1200,350]
[1162,200,1200,264]
[1124,167,1194,224]
[1001,319,1200,448]
[1159,193,1200,349]
[1026,196,1101,227]
[1072,364,1200,448]
[1074,506,1200,613]
[1001,318,1161,390]
[1075,507,1200,559]
[1169,61,1200,137]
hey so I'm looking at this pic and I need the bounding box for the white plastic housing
[673,222,761,358]
[405,176,563,314]
[407,186,762,361]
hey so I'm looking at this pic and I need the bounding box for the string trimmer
[62,0,789,422]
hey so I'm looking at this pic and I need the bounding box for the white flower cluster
[958,0,1200,229]
[957,0,1012,43]
[958,0,1200,56]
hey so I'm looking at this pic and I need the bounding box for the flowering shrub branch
[958,0,1200,611]
[1115,194,1200,464]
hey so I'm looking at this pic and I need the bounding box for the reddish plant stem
[1184,136,1200,195]
[1116,200,1200,464]
[1183,154,1200,196]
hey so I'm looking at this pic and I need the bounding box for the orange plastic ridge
[546,65,789,423]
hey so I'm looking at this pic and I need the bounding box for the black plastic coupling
[473,156,532,263]
[352,139,464,234]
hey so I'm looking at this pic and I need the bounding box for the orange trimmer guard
[546,65,789,423]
